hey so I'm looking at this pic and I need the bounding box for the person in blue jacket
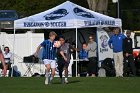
[79,43,88,59]
[108,27,126,77]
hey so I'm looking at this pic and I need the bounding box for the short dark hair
[4,46,10,52]
[59,36,65,40]
[113,27,120,30]
[126,30,131,34]
[82,42,87,45]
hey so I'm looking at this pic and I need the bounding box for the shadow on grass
[52,80,81,84]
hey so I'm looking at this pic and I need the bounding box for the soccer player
[34,31,58,85]
[57,36,74,84]
[0,47,7,76]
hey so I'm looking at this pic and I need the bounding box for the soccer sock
[50,76,53,81]
[65,77,68,81]
[65,75,68,81]
[45,72,50,78]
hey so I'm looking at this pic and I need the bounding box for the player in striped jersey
[34,31,58,85]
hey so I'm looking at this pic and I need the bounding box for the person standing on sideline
[34,31,58,85]
[123,30,136,76]
[0,47,7,76]
[57,36,75,84]
[86,35,97,77]
[78,43,88,76]
[108,27,126,77]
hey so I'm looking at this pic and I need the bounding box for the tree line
[0,0,140,30]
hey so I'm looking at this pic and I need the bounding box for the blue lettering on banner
[100,48,108,53]
[84,20,115,26]
[24,22,66,27]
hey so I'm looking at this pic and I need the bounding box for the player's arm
[34,41,46,56]
[0,49,7,76]
[34,45,42,57]
[60,51,67,62]
[69,44,79,52]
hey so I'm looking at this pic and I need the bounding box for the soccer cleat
[91,74,96,77]
[45,77,49,85]
[86,73,89,77]
[45,76,51,85]
[61,78,64,84]
[65,79,69,84]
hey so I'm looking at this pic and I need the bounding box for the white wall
[0,32,73,77]
[0,31,45,76]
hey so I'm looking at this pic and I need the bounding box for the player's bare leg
[49,68,55,83]
[64,66,69,84]
[45,64,51,85]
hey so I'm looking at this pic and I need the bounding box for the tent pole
[11,28,16,77]
[76,28,78,77]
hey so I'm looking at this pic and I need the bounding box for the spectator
[0,47,7,76]
[79,43,88,60]
[123,30,136,76]
[3,47,12,71]
[108,27,126,77]
[86,35,97,77]
[78,43,88,76]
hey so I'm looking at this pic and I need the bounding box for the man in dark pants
[86,35,97,77]
[123,30,136,76]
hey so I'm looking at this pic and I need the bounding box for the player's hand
[125,53,129,57]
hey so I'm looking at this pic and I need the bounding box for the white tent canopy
[14,1,122,29]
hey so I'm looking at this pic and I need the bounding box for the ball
[54,41,61,48]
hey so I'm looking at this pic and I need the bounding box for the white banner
[97,28,113,61]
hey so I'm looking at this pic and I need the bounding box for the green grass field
[0,77,140,93]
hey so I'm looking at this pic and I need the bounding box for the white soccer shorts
[43,59,56,68]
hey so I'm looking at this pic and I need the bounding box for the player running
[34,31,59,85]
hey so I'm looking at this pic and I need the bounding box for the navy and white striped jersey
[40,39,56,60]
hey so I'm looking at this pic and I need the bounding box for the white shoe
[77,74,80,77]
[65,78,69,84]
[86,73,89,77]
[45,77,49,85]
[91,74,96,77]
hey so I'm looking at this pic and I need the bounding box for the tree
[87,0,108,14]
